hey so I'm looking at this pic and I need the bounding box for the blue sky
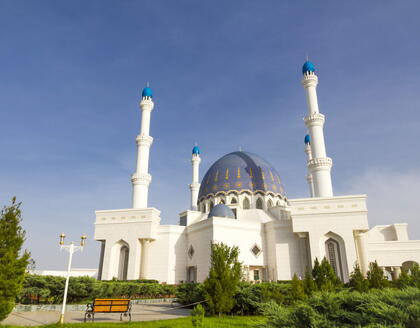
[1,1,419,270]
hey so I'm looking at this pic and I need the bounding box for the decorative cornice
[304,113,325,127]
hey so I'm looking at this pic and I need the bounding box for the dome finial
[302,59,315,75]
[142,83,153,98]
[192,144,200,155]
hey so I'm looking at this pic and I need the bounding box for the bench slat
[90,299,130,313]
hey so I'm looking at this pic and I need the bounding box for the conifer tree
[203,242,242,316]
[349,263,369,292]
[312,257,341,291]
[395,269,412,289]
[290,273,306,302]
[303,269,317,295]
[0,198,30,320]
[367,261,389,289]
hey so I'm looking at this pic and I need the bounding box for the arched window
[325,239,343,281]
[267,199,273,208]
[219,199,225,204]
[118,245,129,280]
[209,201,214,211]
[230,197,238,204]
[276,201,280,206]
[256,198,263,209]
[242,197,250,209]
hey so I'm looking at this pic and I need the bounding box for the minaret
[131,86,154,208]
[190,145,201,211]
[301,61,333,197]
[304,134,315,197]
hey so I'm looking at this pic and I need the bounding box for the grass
[1,316,266,328]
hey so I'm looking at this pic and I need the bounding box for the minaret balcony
[307,157,333,170]
[131,173,152,185]
[304,113,325,127]
[136,134,154,147]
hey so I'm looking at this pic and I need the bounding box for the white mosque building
[94,61,420,283]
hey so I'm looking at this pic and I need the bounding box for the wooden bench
[84,299,131,322]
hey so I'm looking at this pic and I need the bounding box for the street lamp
[58,233,87,324]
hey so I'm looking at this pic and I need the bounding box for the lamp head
[81,235,87,247]
[59,233,65,245]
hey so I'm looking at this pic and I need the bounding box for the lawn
[1,316,266,328]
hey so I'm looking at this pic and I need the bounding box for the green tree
[290,273,306,302]
[0,198,30,320]
[303,269,317,295]
[203,242,242,316]
[367,261,389,289]
[410,263,420,288]
[395,269,412,289]
[312,257,341,291]
[349,263,369,292]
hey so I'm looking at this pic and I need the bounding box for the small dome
[304,134,311,144]
[302,61,315,74]
[142,87,153,98]
[208,204,235,219]
[192,146,200,155]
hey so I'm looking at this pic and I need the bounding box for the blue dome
[208,204,235,219]
[198,151,285,201]
[192,146,200,155]
[142,87,153,98]
[302,61,315,74]
[304,134,311,144]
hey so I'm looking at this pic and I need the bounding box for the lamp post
[58,233,87,324]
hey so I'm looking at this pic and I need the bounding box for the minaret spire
[190,145,201,211]
[131,85,154,208]
[301,61,333,197]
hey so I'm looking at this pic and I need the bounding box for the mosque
[94,61,420,283]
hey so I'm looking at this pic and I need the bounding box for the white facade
[94,64,420,283]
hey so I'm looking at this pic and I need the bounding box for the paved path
[2,304,191,326]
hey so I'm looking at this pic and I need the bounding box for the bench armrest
[86,303,93,312]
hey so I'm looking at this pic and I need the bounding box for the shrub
[175,283,204,305]
[261,287,420,328]
[191,303,205,327]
